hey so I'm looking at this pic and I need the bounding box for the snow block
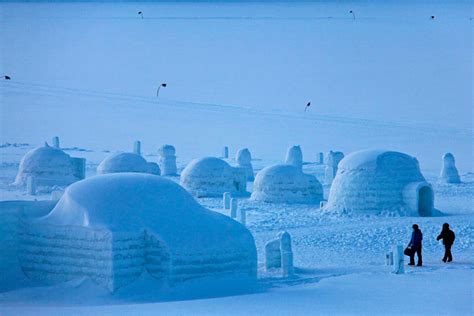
[439,153,461,184]
[17,174,257,293]
[181,157,248,198]
[264,231,294,276]
[223,192,231,210]
[392,245,404,274]
[158,145,178,176]
[324,150,344,185]
[285,145,303,171]
[230,198,238,218]
[236,148,254,181]
[251,164,323,204]
[134,141,141,155]
[52,136,60,149]
[325,150,434,216]
[222,146,229,159]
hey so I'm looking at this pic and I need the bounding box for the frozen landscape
[0,1,473,315]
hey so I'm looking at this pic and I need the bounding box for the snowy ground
[0,1,473,315]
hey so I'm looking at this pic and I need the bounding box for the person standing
[408,224,423,266]
[437,223,455,262]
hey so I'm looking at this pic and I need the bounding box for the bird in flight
[304,102,311,111]
[3,75,11,80]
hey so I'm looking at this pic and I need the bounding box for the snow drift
[17,173,257,293]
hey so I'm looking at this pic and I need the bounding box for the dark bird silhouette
[138,11,144,19]
[305,102,311,111]
[156,83,167,97]
[349,10,355,20]
[3,75,11,80]
[431,15,435,19]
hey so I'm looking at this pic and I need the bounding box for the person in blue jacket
[408,224,423,266]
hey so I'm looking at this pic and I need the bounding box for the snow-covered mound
[236,148,254,181]
[180,157,248,197]
[439,153,461,184]
[251,164,323,204]
[13,144,82,187]
[18,173,257,293]
[97,152,160,175]
[325,149,434,216]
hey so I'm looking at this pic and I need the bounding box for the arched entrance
[418,186,433,216]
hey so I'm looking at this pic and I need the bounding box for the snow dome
[180,157,248,197]
[18,173,257,293]
[97,152,160,175]
[324,150,434,216]
[14,144,83,187]
[439,153,461,183]
[251,164,323,204]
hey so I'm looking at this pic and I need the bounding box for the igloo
[251,164,323,204]
[18,174,257,293]
[13,143,85,188]
[439,153,461,183]
[236,148,254,181]
[324,149,434,216]
[97,152,160,175]
[180,157,248,197]
[285,145,303,171]
[158,144,178,176]
[325,150,344,185]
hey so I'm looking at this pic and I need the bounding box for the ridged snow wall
[180,157,248,197]
[18,174,257,293]
[325,150,434,216]
[439,153,461,183]
[251,164,323,204]
[14,144,82,187]
[97,152,160,175]
[236,148,254,181]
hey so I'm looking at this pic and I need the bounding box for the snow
[180,157,248,197]
[17,173,257,293]
[236,148,254,181]
[251,164,323,204]
[158,144,178,176]
[97,152,160,175]
[284,145,303,171]
[13,144,81,188]
[439,152,461,183]
[0,0,473,314]
[325,149,434,216]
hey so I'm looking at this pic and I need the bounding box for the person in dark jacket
[408,224,423,266]
[437,223,455,262]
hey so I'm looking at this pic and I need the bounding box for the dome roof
[40,173,254,249]
[14,145,76,186]
[338,149,419,172]
[252,164,323,204]
[181,157,233,178]
[325,149,431,215]
[97,153,153,175]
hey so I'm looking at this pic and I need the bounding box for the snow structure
[158,144,178,176]
[251,164,323,204]
[439,153,461,183]
[264,231,294,277]
[324,149,434,216]
[180,157,248,197]
[97,152,160,175]
[236,148,254,181]
[17,173,257,293]
[324,150,344,185]
[285,145,303,171]
[133,141,141,155]
[13,143,85,188]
